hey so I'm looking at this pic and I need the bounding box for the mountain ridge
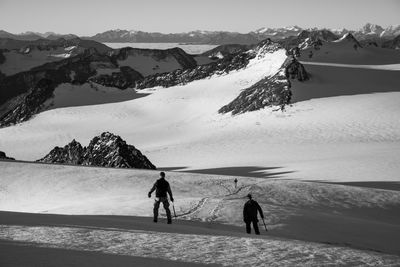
[2,23,399,45]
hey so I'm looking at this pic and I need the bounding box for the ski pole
[262,218,268,231]
[172,202,177,218]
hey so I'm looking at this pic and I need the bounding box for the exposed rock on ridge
[0,151,15,160]
[219,56,308,115]
[38,132,156,169]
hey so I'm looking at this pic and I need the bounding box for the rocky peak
[361,23,384,36]
[38,139,84,164]
[338,33,362,48]
[0,151,15,160]
[38,132,156,169]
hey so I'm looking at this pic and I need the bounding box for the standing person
[243,193,264,235]
[148,172,174,224]
[234,178,238,189]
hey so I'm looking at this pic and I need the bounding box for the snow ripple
[0,225,399,266]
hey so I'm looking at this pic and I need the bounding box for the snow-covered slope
[1,160,400,265]
[0,43,400,182]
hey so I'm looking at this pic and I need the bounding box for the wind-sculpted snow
[1,225,399,266]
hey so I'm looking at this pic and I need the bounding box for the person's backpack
[156,179,169,196]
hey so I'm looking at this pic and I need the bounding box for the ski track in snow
[0,225,399,267]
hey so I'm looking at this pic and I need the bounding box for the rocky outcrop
[38,132,156,169]
[284,57,309,81]
[38,139,84,164]
[89,66,143,89]
[0,151,15,160]
[219,57,308,115]
[340,33,362,49]
[279,30,339,50]
[0,78,55,126]
[382,35,400,49]
[113,47,197,69]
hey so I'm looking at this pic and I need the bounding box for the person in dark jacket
[243,193,264,235]
[148,172,174,224]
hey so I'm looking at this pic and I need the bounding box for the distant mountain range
[1,23,399,45]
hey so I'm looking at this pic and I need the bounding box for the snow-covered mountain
[360,23,385,36]
[296,32,400,65]
[2,23,400,45]
[0,30,77,41]
[86,29,259,45]
[252,25,303,39]
[0,38,309,127]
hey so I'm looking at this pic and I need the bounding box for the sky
[0,0,399,35]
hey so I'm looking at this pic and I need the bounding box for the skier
[243,193,264,235]
[234,178,238,189]
[148,172,174,224]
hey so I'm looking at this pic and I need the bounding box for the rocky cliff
[38,132,156,169]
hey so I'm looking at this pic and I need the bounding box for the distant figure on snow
[243,193,264,235]
[148,172,174,224]
[234,178,238,189]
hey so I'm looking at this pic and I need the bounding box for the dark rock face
[0,79,55,126]
[382,35,400,49]
[112,47,197,70]
[219,57,308,115]
[0,49,5,64]
[0,50,110,127]
[38,132,156,169]
[0,151,15,160]
[82,132,155,169]
[38,139,84,164]
[284,57,309,81]
[89,66,144,89]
